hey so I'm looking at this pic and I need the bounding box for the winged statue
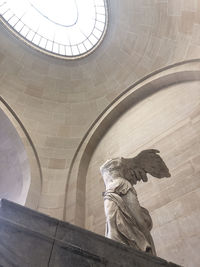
[100,149,171,255]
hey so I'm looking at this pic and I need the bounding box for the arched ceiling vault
[0,0,200,218]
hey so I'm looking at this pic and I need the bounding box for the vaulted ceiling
[0,0,199,221]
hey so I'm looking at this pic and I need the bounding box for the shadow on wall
[0,98,42,209]
[65,59,200,227]
[0,107,30,204]
[64,59,200,266]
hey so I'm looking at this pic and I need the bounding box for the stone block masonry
[0,199,180,267]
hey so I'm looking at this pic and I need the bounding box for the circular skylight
[0,0,108,59]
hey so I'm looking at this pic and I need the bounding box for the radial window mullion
[3,9,13,20]
[7,15,18,26]
[14,20,24,32]
[1,7,10,16]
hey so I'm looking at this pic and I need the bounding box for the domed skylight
[0,0,108,59]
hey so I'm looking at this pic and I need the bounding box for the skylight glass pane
[37,19,55,40]
[0,0,108,58]
[0,5,9,15]
[7,4,26,18]
[20,25,29,37]
[26,30,35,41]
[93,28,102,39]
[53,43,59,54]
[96,7,105,14]
[30,0,78,26]
[69,25,85,45]
[46,40,53,51]
[59,45,66,55]
[72,46,79,56]
[14,21,24,32]
[89,34,98,45]
[8,0,29,14]
[54,27,69,45]
[39,38,47,49]
[66,46,72,56]
[78,43,86,54]
[3,9,13,20]
[84,39,93,51]
[1,4,13,15]
[8,16,19,26]
[96,14,106,23]
[95,0,104,6]
[95,21,105,31]
[22,11,40,32]
[32,33,41,45]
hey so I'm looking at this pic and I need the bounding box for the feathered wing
[123,149,171,184]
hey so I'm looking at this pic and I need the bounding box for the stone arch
[0,97,42,209]
[64,59,200,227]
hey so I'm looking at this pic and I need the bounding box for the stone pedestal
[0,199,180,267]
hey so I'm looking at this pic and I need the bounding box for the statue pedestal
[0,199,180,267]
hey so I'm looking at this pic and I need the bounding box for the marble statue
[100,149,171,255]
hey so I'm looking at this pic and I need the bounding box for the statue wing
[123,149,171,184]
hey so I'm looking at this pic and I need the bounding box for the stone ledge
[0,216,53,267]
[0,198,59,237]
[0,199,181,267]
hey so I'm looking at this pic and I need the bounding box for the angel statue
[100,149,171,255]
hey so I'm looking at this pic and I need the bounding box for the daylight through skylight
[0,0,108,59]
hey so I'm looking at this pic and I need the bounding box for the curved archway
[0,107,30,204]
[65,59,200,266]
[64,59,200,226]
[0,97,42,209]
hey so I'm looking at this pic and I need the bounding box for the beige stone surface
[0,99,42,208]
[0,0,200,219]
[0,0,200,264]
[85,81,200,266]
[0,107,30,204]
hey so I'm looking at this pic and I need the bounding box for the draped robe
[101,158,156,255]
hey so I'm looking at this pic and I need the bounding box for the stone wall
[0,108,30,204]
[0,0,200,220]
[0,199,179,267]
[0,99,42,209]
[85,80,200,266]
